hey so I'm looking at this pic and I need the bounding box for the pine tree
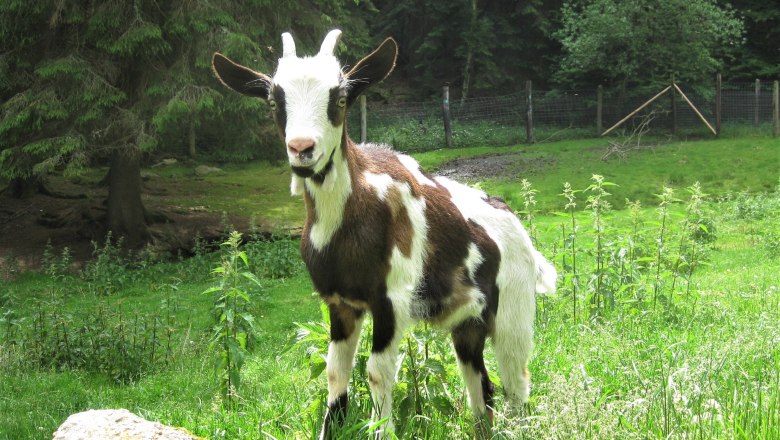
[1,0,375,247]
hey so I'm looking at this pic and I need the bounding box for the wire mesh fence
[347,80,779,152]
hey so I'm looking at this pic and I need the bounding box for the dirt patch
[0,176,253,274]
[437,152,556,182]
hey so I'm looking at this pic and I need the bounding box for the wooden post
[773,80,779,138]
[359,95,367,143]
[715,73,722,137]
[754,78,761,126]
[596,85,603,136]
[670,76,677,134]
[525,80,534,144]
[442,85,453,148]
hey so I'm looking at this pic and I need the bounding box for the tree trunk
[107,146,150,247]
[459,0,478,106]
[6,176,41,199]
[188,121,197,157]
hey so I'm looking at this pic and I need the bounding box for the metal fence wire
[347,80,778,150]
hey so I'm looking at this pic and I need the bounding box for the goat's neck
[303,133,363,250]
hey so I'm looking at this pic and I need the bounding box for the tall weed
[17,295,177,383]
[205,231,261,408]
[81,232,129,295]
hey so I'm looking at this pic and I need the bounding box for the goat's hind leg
[321,303,365,440]
[452,319,495,424]
[493,316,534,415]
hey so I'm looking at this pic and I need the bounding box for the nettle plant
[213,30,556,438]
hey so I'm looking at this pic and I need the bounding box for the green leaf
[309,357,326,380]
[202,286,221,295]
[241,271,263,287]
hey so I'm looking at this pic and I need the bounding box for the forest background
[1,0,778,248]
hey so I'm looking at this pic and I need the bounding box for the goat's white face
[212,29,397,180]
[271,32,347,176]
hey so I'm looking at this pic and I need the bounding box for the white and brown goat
[212,30,556,438]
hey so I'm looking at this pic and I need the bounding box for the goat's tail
[533,250,557,295]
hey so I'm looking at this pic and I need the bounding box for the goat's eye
[337,96,347,108]
[269,100,277,111]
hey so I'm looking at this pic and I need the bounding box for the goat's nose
[287,138,315,157]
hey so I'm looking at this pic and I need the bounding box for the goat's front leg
[367,295,410,438]
[320,303,365,440]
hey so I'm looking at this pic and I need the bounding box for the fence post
[670,76,677,134]
[715,73,722,137]
[442,85,453,148]
[755,78,761,126]
[773,80,779,138]
[596,85,603,135]
[525,80,534,144]
[359,95,367,143]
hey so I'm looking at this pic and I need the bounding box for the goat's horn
[281,32,296,58]
[319,29,342,56]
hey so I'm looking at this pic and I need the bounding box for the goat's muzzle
[288,137,316,160]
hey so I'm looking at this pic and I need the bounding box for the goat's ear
[212,53,271,100]
[345,37,398,107]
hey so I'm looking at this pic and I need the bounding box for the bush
[17,296,178,383]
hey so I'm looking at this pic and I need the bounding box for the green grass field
[1,135,778,439]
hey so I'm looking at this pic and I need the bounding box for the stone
[52,409,201,440]
[141,170,159,181]
[194,165,223,177]
[151,158,178,168]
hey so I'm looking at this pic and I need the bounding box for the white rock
[151,158,178,168]
[52,409,200,440]
[194,165,223,177]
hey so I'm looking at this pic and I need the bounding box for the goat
[212,30,557,438]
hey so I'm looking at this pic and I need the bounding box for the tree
[555,0,743,93]
[370,0,564,98]
[719,0,780,80]
[1,0,377,247]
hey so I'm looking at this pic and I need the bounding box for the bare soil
[0,175,249,274]
[437,152,555,181]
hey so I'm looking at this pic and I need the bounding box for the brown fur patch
[484,196,511,212]
[327,302,365,338]
[427,266,476,325]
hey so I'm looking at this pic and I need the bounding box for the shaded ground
[0,171,255,273]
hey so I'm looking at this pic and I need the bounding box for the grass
[416,136,779,212]
[2,135,779,439]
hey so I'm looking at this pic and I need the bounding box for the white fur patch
[290,175,304,196]
[307,152,351,250]
[398,154,436,186]
[363,171,393,199]
[464,242,484,280]
[325,315,364,404]
[457,361,487,414]
[434,176,488,205]
[534,249,557,294]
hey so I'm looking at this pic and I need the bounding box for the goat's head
[212,30,397,177]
